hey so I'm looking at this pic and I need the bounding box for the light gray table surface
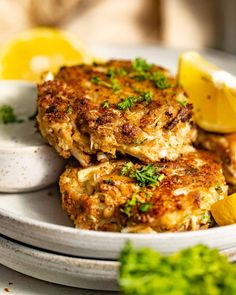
[0,264,117,295]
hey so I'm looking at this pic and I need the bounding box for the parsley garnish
[201,211,212,224]
[107,68,127,78]
[66,105,73,114]
[111,78,121,92]
[121,162,165,187]
[121,162,133,176]
[132,58,152,72]
[102,101,110,108]
[176,95,188,107]
[0,105,23,124]
[129,164,164,187]
[139,202,152,213]
[118,91,153,110]
[117,68,128,76]
[91,75,120,92]
[118,97,136,110]
[119,243,236,294]
[131,58,171,89]
[121,194,153,217]
[90,76,112,88]
[143,91,152,104]
[151,71,171,89]
[121,194,137,217]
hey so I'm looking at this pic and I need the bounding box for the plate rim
[1,206,236,240]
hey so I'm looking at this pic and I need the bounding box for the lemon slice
[0,27,91,82]
[211,193,236,226]
[178,51,236,133]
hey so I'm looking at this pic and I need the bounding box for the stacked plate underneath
[1,46,236,291]
[0,186,236,291]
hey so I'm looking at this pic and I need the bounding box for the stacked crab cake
[37,58,227,232]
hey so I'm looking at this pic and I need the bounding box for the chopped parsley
[119,243,236,295]
[91,75,120,92]
[66,105,73,114]
[151,71,171,89]
[121,193,137,217]
[176,97,188,107]
[121,162,133,176]
[102,100,110,108]
[90,76,112,88]
[107,67,127,78]
[132,58,152,72]
[131,57,172,89]
[121,162,165,187]
[118,91,153,110]
[110,77,121,92]
[118,97,136,110]
[201,211,212,224]
[142,91,152,104]
[0,105,23,124]
[121,195,153,217]
[139,202,152,213]
[130,164,165,187]
[117,68,128,76]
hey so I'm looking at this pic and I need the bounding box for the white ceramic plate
[0,235,118,291]
[0,185,236,260]
[0,235,235,292]
[1,45,236,259]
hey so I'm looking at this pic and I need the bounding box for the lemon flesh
[211,193,236,226]
[178,51,236,133]
[0,28,91,82]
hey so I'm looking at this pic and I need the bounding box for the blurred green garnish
[0,105,23,124]
[119,243,236,295]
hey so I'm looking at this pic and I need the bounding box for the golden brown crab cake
[37,59,196,167]
[60,150,227,233]
[196,129,236,186]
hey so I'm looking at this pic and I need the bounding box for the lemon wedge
[178,51,236,133]
[0,27,91,82]
[211,193,236,226]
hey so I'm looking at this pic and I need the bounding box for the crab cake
[197,129,236,186]
[37,59,196,167]
[60,151,227,233]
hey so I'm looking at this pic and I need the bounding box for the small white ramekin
[0,81,66,192]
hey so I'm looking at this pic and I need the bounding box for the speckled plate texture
[0,235,118,291]
[0,45,236,261]
[0,235,235,291]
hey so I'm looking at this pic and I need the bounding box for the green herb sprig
[121,162,164,187]
[91,76,121,92]
[151,71,171,90]
[130,164,165,187]
[118,91,153,110]
[121,194,137,217]
[131,57,172,90]
[0,105,23,124]
[121,194,152,217]
[132,58,153,72]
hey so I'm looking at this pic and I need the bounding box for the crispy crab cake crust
[60,151,227,233]
[37,60,196,166]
